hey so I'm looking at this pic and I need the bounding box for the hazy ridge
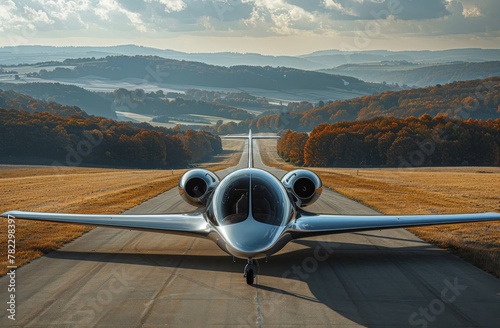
[2,45,499,69]
[321,61,500,87]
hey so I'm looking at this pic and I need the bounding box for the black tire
[246,269,254,285]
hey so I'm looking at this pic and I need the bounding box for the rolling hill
[29,55,391,94]
[204,76,500,134]
[321,61,500,87]
[0,89,87,117]
[0,82,116,118]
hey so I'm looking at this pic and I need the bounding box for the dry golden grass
[0,167,186,275]
[0,141,243,276]
[259,139,500,277]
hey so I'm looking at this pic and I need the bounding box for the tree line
[277,115,500,167]
[0,108,222,168]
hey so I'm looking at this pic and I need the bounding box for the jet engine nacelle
[178,169,219,207]
[281,169,322,207]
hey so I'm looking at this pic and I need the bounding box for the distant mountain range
[1,45,499,70]
[302,48,500,67]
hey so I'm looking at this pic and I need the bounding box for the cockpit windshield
[208,170,289,226]
[219,173,250,225]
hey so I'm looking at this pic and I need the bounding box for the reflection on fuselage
[208,169,288,227]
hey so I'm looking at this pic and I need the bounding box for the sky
[0,0,499,55]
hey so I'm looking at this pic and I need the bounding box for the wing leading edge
[290,212,500,238]
[2,210,210,238]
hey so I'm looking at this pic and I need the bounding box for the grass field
[258,140,500,277]
[0,141,243,276]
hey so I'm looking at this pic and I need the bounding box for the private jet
[2,130,499,284]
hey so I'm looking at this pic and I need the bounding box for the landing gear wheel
[246,269,254,285]
[244,258,257,285]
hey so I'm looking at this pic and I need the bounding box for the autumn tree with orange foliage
[277,130,309,165]
[0,108,221,168]
[279,116,499,168]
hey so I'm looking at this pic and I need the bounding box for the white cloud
[242,0,319,35]
[0,1,23,32]
[23,6,55,25]
[462,5,481,17]
[95,0,118,21]
[146,0,186,13]
[95,0,147,31]
[32,0,91,20]
[322,0,356,16]
[0,0,497,52]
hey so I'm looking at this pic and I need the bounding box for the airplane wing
[290,211,500,238]
[1,210,210,238]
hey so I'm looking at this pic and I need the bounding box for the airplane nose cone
[221,218,281,256]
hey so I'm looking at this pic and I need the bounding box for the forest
[277,115,500,167]
[0,108,222,168]
[204,76,500,134]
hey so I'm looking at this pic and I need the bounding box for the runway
[1,139,499,327]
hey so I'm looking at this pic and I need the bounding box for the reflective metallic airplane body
[3,130,500,284]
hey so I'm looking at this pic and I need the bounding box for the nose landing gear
[244,258,258,285]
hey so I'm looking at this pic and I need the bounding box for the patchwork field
[259,139,500,277]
